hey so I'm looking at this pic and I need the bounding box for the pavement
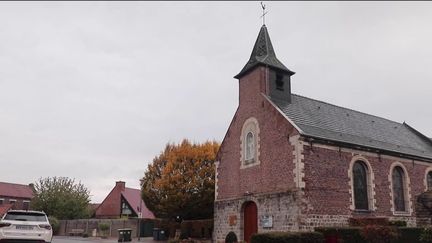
[52,236,167,243]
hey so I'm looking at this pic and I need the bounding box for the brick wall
[0,197,31,210]
[214,64,432,240]
[302,142,432,227]
[216,67,299,201]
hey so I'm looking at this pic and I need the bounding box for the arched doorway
[243,201,257,243]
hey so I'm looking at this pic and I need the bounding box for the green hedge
[315,227,363,243]
[315,226,424,243]
[349,217,389,226]
[250,232,324,243]
[396,227,423,243]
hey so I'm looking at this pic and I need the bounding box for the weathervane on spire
[260,2,268,25]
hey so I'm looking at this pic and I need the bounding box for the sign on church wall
[260,215,273,228]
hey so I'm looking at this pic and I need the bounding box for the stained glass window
[427,171,432,190]
[353,161,369,210]
[392,166,406,212]
[245,132,254,161]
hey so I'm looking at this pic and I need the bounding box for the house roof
[122,187,155,219]
[0,182,33,199]
[268,94,432,161]
[234,25,294,79]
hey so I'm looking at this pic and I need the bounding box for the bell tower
[234,25,295,102]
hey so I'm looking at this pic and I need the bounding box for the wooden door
[243,201,257,243]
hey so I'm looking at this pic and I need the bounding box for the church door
[243,201,258,243]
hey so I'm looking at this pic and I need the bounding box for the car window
[4,212,47,222]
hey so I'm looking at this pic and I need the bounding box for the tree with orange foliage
[141,139,220,220]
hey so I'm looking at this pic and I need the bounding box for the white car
[0,210,53,243]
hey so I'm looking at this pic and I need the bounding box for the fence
[59,218,154,238]
[59,218,213,239]
[154,218,213,239]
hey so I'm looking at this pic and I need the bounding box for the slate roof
[234,25,294,79]
[122,187,155,219]
[268,94,432,161]
[0,182,34,199]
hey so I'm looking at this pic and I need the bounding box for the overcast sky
[1,2,431,203]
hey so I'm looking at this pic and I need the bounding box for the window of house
[23,201,30,210]
[392,166,406,212]
[9,199,17,210]
[353,161,369,210]
[121,201,132,216]
[0,199,4,205]
[427,171,432,190]
[245,132,255,162]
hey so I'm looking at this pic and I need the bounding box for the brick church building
[213,25,432,243]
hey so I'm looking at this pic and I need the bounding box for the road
[52,236,166,243]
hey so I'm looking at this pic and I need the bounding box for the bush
[349,217,389,226]
[167,240,195,243]
[396,227,422,243]
[317,226,424,243]
[98,222,110,231]
[98,223,110,238]
[251,232,324,243]
[315,227,364,243]
[225,231,238,243]
[420,227,432,243]
[48,216,60,235]
[389,220,407,227]
[361,225,399,243]
[82,232,89,238]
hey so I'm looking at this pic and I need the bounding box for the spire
[234,25,294,79]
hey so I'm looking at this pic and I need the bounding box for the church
[213,24,432,243]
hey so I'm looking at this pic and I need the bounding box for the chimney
[28,183,35,193]
[116,181,126,191]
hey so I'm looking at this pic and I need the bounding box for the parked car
[0,210,53,243]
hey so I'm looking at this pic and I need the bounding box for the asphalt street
[52,236,165,243]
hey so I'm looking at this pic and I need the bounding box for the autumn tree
[141,139,220,220]
[31,177,91,219]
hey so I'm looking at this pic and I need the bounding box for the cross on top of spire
[260,2,268,25]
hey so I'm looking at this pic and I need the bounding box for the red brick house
[95,181,154,219]
[214,25,432,242]
[0,181,34,215]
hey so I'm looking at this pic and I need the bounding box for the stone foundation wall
[213,191,299,243]
[302,214,350,231]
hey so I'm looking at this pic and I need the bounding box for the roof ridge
[125,187,140,191]
[291,93,404,126]
[0,181,31,187]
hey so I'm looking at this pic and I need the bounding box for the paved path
[53,236,166,243]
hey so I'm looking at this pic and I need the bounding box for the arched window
[353,161,369,210]
[427,171,432,191]
[245,132,255,161]
[240,117,260,168]
[392,166,406,212]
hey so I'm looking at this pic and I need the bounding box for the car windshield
[3,212,47,222]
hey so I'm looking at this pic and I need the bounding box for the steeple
[234,25,295,79]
